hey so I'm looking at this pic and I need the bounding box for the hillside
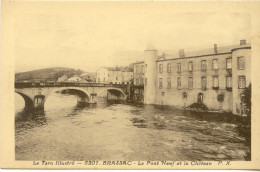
[15,67,86,82]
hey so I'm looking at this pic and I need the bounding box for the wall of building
[97,67,133,84]
[96,67,109,83]
[154,53,234,112]
[133,62,144,85]
[122,71,133,84]
[231,47,251,114]
[132,42,251,114]
[132,62,145,103]
[108,70,133,84]
[144,50,158,104]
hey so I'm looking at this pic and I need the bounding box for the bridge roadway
[15,82,130,110]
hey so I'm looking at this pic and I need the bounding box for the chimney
[179,49,185,58]
[214,44,218,54]
[240,39,246,46]
[161,52,166,60]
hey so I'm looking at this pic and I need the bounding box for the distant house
[57,75,68,82]
[66,75,86,83]
[16,79,31,83]
[96,67,133,84]
[80,73,95,83]
[46,79,56,84]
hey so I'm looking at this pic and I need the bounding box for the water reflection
[15,109,47,135]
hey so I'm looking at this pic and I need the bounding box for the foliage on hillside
[15,67,86,81]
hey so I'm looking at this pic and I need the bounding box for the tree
[241,83,251,118]
[237,83,251,160]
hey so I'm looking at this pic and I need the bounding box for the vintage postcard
[1,0,260,169]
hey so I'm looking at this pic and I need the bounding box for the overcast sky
[13,3,251,73]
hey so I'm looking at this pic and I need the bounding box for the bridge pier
[89,93,97,104]
[77,96,88,106]
[33,95,45,110]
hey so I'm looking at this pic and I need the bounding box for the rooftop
[98,66,133,72]
[158,43,251,61]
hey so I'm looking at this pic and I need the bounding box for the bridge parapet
[15,82,129,89]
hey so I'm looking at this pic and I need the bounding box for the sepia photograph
[1,1,260,169]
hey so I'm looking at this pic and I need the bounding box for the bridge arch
[50,87,91,102]
[98,88,127,101]
[15,91,34,110]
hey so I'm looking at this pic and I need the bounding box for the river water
[15,93,250,161]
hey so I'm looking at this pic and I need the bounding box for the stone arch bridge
[15,82,130,110]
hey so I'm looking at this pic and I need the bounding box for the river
[15,93,250,161]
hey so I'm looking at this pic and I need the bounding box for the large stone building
[96,67,133,84]
[133,40,251,115]
[132,62,145,102]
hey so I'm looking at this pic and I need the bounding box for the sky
[12,3,251,73]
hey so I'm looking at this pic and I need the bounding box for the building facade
[132,62,145,102]
[133,40,251,115]
[96,67,133,84]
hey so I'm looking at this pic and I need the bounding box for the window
[201,77,207,90]
[136,78,139,85]
[141,65,144,73]
[188,61,193,71]
[116,77,118,81]
[159,78,163,89]
[226,76,232,88]
[238,76,246,88]
[177,77,181,89]
[226,58,232,69]
[167,63,171,73]
[212,59,219,70]
[137,66,143,74]
[140,78,144,85]
[213,76,219,87]
[177,63,181,72]
[198,93,203,103]
[183,92,187,99]
[238,56,245,70]
[188,77,193,89]
[159,64,163,73]
[201,60,207,71]
[217,93,225,102]
[137,66,140,73]
[145,78,147,86]
[167,78,171,89]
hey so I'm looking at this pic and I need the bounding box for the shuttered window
[177,77,181,89]
[159,78,163,89]
[213,76,219,87]
[167,78,171,89]
[238,56,245,70]
[238,76,246,88]
[201,77,207,90]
